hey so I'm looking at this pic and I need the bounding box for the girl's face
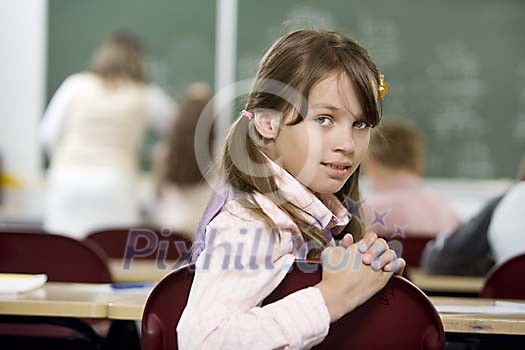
[271,72,372,194]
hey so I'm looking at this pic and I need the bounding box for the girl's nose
[331,126,355,154]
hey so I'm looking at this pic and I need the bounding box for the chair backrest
[0,228,117,348]
[388,235,434,268]
[84,227,192,260]
[0,228,111,283]
[264,261,445,350]
[141,263,195,350]
[480,253,525,299]
[141,261,445,350]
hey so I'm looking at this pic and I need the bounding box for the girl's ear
[253,110,281,139]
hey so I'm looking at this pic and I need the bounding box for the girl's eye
[314,115,333,126]
[353,120,371,129]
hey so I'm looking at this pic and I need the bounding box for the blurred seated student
[39,31,176,239]
[422,156,525,276]
[153,82,214,240]
[363,118,461,238]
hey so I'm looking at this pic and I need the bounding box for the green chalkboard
[47,0,216,170]
[48,0,216,99]
[48,0,525,178]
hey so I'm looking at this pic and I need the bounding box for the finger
[384,258,406,274]
[321,246,346,266]
[339,233,353,248]
[358,231,378,253]
[371,249,397,271]
[362,238,388,264]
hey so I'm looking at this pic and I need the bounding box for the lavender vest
[191,183,234,262]
[191,184,335,262]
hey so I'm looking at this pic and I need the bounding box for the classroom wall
[0,1,47,185]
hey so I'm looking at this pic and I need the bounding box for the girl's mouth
[321,162,351,177]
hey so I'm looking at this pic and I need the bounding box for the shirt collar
[264,156,350,231]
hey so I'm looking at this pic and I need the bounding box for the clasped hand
[338,231,405,274]
[315,231,406,322]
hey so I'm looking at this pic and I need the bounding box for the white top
[39,73,177,238]
[39,72,176,171]
[488,182,525,264]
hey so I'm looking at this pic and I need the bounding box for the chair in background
[84,226,192,261]
[0,227,138,349]
[141,261,445,350]
[480,253,525,299]
[0,228,111,282]
[388,234,434,269]
[387,235,435,280]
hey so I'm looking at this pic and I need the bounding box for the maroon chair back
[141,264,195,350]
[84,227,192,261]
[0,229,111,283]
[141,261,445,350]
[481,253,525,299]
[264,261,445,350]
[388,235,434,268]
[0,227,115,348]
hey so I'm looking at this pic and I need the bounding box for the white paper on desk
[437,302,525,315]
[0,273,47,294]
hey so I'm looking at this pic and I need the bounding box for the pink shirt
[366,176,461,238]
[177,159,350,349]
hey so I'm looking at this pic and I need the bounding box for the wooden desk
[108,294,148,320]
[109,259,178,283]
[2,284,525,337]
[0,282,155,319]
[0,283,118,318]
[409,268,484,294]
[106,294,525,336]
[431,297,525,335]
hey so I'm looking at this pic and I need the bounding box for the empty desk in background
[409,268,484,295]
[109,259,179,283]
[107,294,148,320]
[0,282,151,318]
[431,297,525,336]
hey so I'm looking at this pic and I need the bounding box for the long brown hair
[88,31,147,83]
[222,29,382,254]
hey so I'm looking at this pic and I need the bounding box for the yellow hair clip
[378,74,389,100]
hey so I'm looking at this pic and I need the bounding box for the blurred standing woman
[40,32,176,239]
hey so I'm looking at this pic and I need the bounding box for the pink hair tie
[241,109,254,121]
